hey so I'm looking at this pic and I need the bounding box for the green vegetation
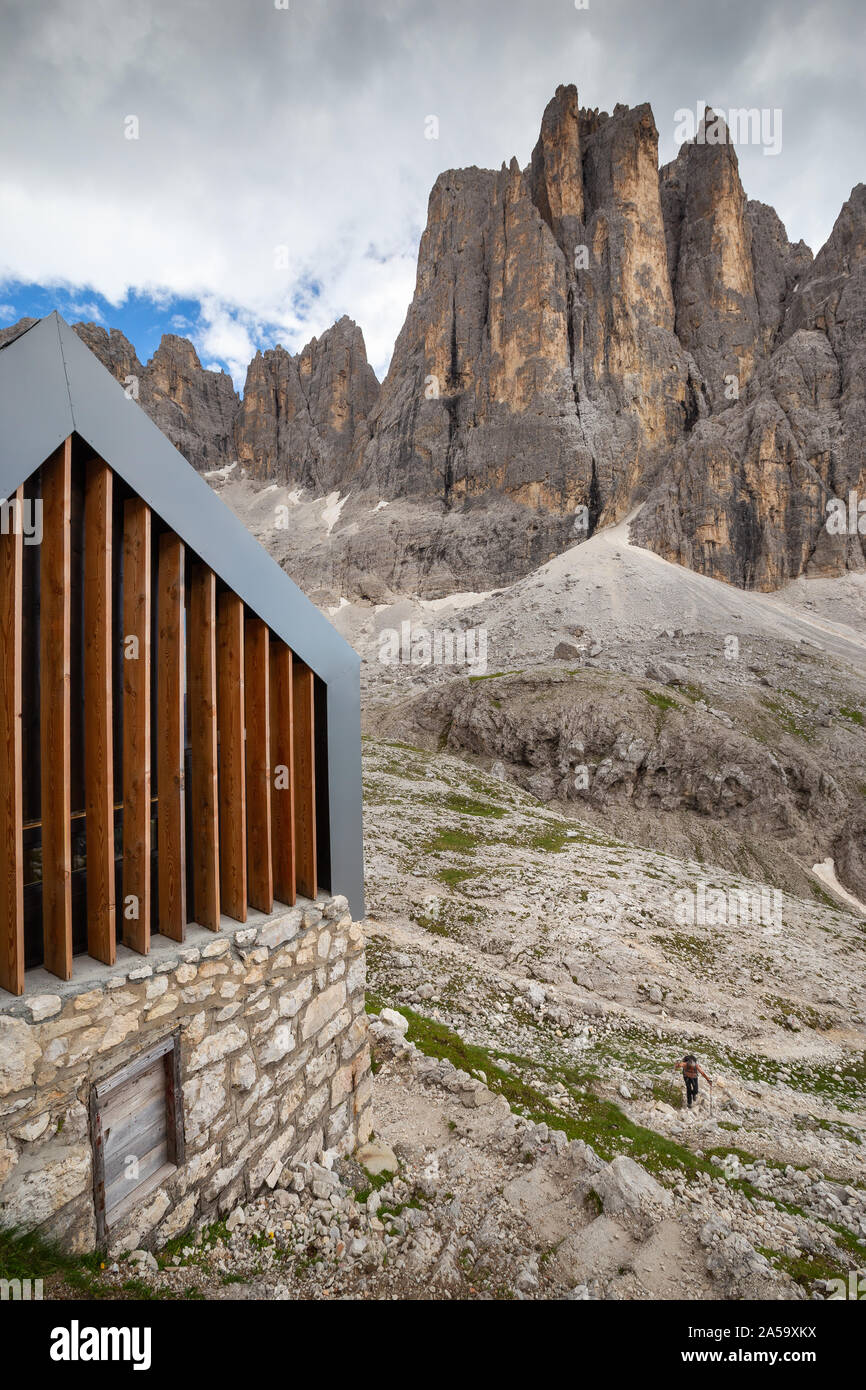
[443,792,505,819]
[0,1227,101,1291]
[354,1169,396,1204]
[760,698,814,743]
[651,931,716,970]
[436,866,476,886]
[757,1246,851,1293]
[0,1227,206,1300]
[642,689,682,714]
[378,1004,734,1182]
[519,826,572,853]
[672,681,706,704]
[423,827,483,854]
[766,995,832,1033]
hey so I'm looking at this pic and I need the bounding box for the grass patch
[423,828,482,854]
[760,698,814,743]
[0,1226,209,1301]
[642,689,682,714]
[651,931,716,969]
[757,1246,851,1292]
[673,681,706,703]
[436,866,475,887]
[0,1227,103,1296]
[443,792,505,819]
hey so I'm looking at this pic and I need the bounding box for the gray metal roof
[0,313,364,917]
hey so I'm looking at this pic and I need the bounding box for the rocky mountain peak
[234,315,379,492]
[529,82,584,244]
[661,108,760,408]
[5,85,863,599]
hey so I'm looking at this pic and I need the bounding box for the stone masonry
[0,893,371,1254]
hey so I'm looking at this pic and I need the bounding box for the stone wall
[0,894,371,1254]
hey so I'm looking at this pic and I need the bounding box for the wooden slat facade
[0,487,24,994]
[269,639,296,906]
[1,446,327,996]
[121,497,152,954]
[292,658,317,900]
[244,618,272,914]
[217,591,247,922]
[83,460,116,965]
[156,533,186,941]
[188,563,220,930]
[40,439,73,980]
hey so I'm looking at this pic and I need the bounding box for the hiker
[675,1053,712,1109]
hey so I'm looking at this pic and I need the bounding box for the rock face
[360,92,691,536]
[661,112,761,408]
[379,665,858,890]
[234,316,379,490]
[633,178,866,589]
[356,89,865,591]
[70,324,239,474]
[143,334,239,473]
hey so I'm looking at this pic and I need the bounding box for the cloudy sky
[0,0,863,385]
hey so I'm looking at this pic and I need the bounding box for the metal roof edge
[0,313,360,685]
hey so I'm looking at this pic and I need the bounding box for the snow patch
[204,460,238,481]
[322,491,349,535]
[812,858,866,916]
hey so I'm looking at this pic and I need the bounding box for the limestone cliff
[361,90,692,535]
[234,316,379,491]
[635,183,866,587]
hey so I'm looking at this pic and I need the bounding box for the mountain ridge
[4,86,865,596]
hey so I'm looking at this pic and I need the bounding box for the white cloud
[0,0,862,380]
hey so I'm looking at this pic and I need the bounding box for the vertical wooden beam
[122,497,151,954]
[188,563,220,930]
[244,618,272,914]
[83,460,116,965]
[217,591,246,921]
[157,533,186,941]
[269,640,295,906]
[292,658,316,901]
[40,439,73,979]
[0,487,24,994]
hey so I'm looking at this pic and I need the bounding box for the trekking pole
[710,1081,714,1117]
